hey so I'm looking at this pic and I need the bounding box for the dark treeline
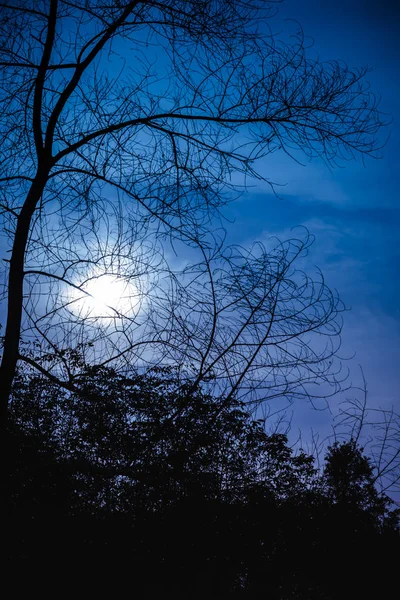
[3,353,399,597]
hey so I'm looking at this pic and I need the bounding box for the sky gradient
[224,0,399,429]
[0,0,397,442]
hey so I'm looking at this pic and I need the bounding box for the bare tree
[0,1,385,419]
[331,371,400,503]
[13,229,345,413]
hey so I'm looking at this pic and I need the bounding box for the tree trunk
[0,173,49,419]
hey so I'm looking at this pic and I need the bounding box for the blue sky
[224,0,399,423]
[0,0,397,438]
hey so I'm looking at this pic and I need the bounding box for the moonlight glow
[70,274,140,319]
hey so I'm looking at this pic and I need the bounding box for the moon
[70,274,139,320]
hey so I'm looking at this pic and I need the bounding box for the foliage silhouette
[4,360,398,596]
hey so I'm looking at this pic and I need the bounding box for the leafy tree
[5,360,398,597]
[8,356,319,512]
[324,439,387,515]
[332,375,400,500]
[0,0,385,418]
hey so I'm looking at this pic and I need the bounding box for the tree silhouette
[8,357,319,511]
[332,375,400,500]
[5,362,399,595]
[0,0,386,418]
[324,439,387,514]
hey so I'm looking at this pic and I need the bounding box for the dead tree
[0,1,385,418]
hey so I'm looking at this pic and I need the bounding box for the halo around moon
[69,274,140,320]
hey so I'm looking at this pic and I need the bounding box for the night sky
[2,3,400,582]
[0,1,398,438]
[223,0,399,431]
